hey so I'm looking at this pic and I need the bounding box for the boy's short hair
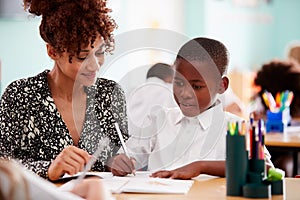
[146,63,174,80]
[176,37,229,76]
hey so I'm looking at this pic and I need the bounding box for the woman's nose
[86,56,103,71]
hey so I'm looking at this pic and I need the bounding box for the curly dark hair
[23,0,116,62]
[254,59,300,117]
[175,37,229,76]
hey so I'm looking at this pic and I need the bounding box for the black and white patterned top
[0,70,128,179]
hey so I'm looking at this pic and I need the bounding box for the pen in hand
[73,138,109,186]
[114,122,136,176]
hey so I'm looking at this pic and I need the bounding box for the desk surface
[113,177,283,200]
[265,132,300,147]
[55,175,283,199]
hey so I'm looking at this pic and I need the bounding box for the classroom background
[0,0,300,108]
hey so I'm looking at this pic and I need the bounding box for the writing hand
[108,153,136,176]
[48,146,91,181]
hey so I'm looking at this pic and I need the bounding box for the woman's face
[55,36,105,86]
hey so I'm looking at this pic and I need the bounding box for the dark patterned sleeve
[0,82,51,179]
[0,84,21,159]
[111,82,129,148]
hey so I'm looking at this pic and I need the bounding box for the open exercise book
[61,171,194,194]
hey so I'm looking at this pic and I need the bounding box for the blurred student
[127,62,177,129]
[110,37,273,178]
[251,59,300,177]
[287,42,300,64]
[0,159,112,200]
[252,59,300,119]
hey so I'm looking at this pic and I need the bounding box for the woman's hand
[48,146,91,181]
[107,154,136,176]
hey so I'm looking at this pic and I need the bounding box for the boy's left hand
[151,163,200,180]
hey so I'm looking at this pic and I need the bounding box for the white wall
[0,0,185,95]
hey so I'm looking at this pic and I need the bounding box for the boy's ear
[46,44,59,60]
[218,76,229,94]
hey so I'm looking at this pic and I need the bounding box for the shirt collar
[174,99,224,130]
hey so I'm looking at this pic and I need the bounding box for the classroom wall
[184,0,300,72]
[0,18,51,95]
[1,0,300,95]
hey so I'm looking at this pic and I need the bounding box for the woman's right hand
[107,154,136,176]
[48,146,91,181]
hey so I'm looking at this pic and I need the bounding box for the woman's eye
[77,57,87,61]
[95,51,105,57]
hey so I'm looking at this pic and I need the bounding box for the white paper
[61,171,193,194]
[101,172,194,194]
[61,171,113,180]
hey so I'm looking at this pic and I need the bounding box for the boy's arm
[151,160,225,179]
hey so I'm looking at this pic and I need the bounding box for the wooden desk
[113,177,283,200]
[55,175,283,199]
[265,132,300,176]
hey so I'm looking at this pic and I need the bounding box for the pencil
[114,122,135,176]
[74,137,109,186]
[114,122,130,157]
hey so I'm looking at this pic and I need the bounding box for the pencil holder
[249,158,265,175]
[243,158,270,198]
[243,183,271,198]
[247,159,265,183]
[266,108,291,133]
[226,135,248,196]
[271,180,283,195]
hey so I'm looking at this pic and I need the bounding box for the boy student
[109,37,273,178]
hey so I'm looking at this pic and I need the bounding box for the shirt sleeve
[110,83,129,152]
[118,107,163,170]
[0,83,51,179]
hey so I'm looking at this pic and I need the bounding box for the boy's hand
[108,154,136,176]
[151,163,200,180]
[151,161,225,179]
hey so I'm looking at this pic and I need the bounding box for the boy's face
[173,59,227,117]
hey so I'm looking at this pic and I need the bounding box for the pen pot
[266,108,291,133]
[271,180,283,195]
[243,159,271,198]
[226,134,248,196]
[243,183,271,198]
[247,158,265,183]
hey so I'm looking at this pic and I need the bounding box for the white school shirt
[125,100,239,171]
[125,100,273,171]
